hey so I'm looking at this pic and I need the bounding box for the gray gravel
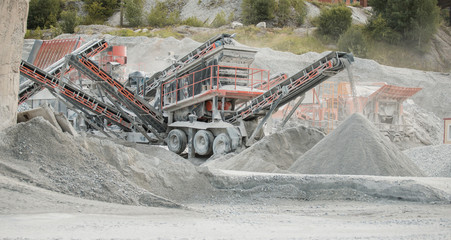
[404,144,451,177]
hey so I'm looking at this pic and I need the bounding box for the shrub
[182,17,205,27]
[317,5,352,39]
[338,25,367,57]
[368,0,440,48]
[147,1,181,27]
[61,10,80,33]
[364,14,401,43]
[211,11,227,27]
[28,0,62,29]
[83,0,119,24]
[241,0,276,25]
[124,0,144,27]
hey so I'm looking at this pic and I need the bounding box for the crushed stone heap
[403,145,451,177]
[203,126,324,173]
[0,117,210,207]
[289,113,425,177]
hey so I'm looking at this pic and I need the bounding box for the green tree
[61,10,80,33]
[124,0,144,27]
[275,0,306,26]
[27,0,63,29]
[241,0,276,25]
[211,11,227,27]
[338,25,367,57]
[83,0,119,24]
[317,5,352,39]
[147,1,181,27]
[368,0,440,47]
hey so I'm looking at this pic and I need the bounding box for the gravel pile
[203,125,324,173]
[403,145,451,177]
[0,117,209,206]
[289,113,425,176]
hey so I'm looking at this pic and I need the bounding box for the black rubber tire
[193,130,214,156]
[213,133,232,155]
[167,129,187,154]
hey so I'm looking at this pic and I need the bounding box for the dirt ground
[1,172,450,239]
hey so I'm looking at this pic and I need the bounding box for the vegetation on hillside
[242,0,306,27]
[24,0,448,72]
[316,5,352,39]
[28,0,63,29]
[367,0,440,49]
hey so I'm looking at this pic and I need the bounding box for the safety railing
[161,65,270,108]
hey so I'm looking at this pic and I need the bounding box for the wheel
[213,133,232,155]
[194,130,214,155]
[166,129,187,154]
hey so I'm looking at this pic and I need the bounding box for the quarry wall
[0,0,29,131]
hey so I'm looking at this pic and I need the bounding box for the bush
[147,1,181,27]
[28,0,62,29]
[241,0,276,25]
[182,17,205,27]
[317,5,352,39]
[275,0,306,26]
[338,25,367,57]
[364,14,401,43]
[211,11,227,27]
[83,0,119,24]
[61,10,80,33]
[368,0,440,48]
[124,0,144,27]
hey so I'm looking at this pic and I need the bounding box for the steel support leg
[280,94,305,128]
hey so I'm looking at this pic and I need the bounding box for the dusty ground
[1,175,450,239]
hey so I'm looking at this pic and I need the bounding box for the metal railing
[161,65,270,108]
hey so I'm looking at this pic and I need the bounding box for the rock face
[0,0,29,131]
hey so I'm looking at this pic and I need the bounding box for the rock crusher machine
[19,34,354,157]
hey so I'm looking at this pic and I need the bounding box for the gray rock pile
[203,126,324,173]
[0,117,210,206]
[289,113,425,177]
[404,145,451,177]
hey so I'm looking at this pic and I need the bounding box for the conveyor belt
[18,39,108,104]
[228,52,354,123]
[139,33,235,96]
[19,60,133,130]
[68,54,167,133]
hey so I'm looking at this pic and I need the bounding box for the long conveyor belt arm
[228,51,354,123]
[68,54,167,133]
[18,39,108,104]
[19,60,134,130]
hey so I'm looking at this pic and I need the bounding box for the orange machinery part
[205,100,232,111]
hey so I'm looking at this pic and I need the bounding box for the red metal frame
[20,64,131,128]
[77,55,164,123]
[161,65,271,109]
[237,60,333,121]
[34,39,81,69]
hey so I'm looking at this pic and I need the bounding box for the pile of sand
[404,145,451,177]
[203,126,324,173]
[0,117,211,206]
[289,113,425,177]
